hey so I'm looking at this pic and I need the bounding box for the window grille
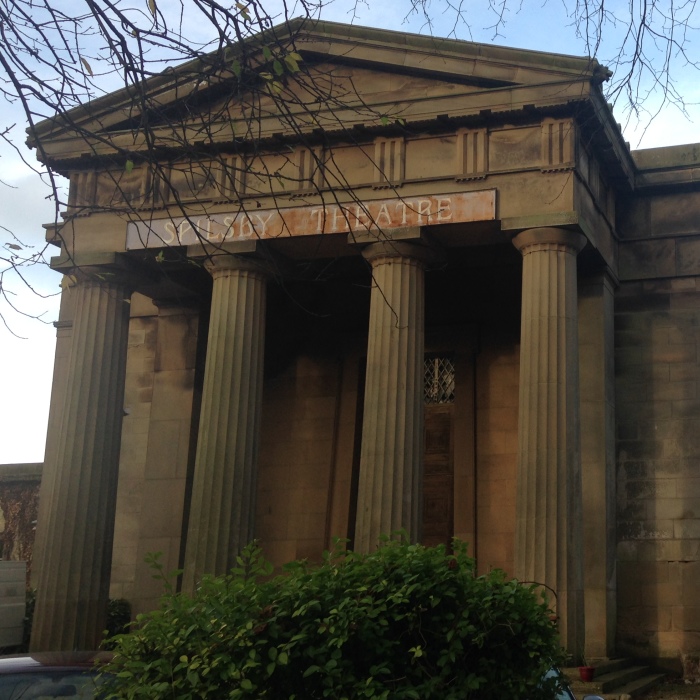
[424,355,455,404]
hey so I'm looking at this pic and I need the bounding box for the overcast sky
[1,0,700,464]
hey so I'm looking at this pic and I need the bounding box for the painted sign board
[126,190,496,250]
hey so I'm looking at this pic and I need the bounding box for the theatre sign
[126,190,496,250]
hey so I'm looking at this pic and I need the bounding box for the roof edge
[29,16,607,145]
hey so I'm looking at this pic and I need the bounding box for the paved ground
[643,681,700,699]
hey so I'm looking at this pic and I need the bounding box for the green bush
[21,587,36,651]
[103,598,132,649]
[99,539,565,700]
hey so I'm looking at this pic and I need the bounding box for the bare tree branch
[0,0,698,333]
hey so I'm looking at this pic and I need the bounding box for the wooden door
[422,403,454,549]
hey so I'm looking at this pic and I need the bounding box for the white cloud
[0,171,62,464]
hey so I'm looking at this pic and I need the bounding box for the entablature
[62,118,588,217]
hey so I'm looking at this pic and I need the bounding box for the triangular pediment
[31,18,606,164]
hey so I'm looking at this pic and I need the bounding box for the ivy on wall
[0,480,39,581]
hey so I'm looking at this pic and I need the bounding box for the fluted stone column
[182,255,267,591]
[354,241,426,553]
[31,269,132,651]
[512,227,586,658]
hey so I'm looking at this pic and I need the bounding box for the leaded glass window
[424,355,455,404]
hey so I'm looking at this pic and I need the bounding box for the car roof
[0,652,112,673]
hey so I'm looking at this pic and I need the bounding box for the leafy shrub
[21,587,36,651]
[100,539,565,700]
[103,598,132,649]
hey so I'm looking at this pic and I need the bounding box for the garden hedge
[100,538,565,699]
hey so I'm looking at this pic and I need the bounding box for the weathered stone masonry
[15,19,700,671]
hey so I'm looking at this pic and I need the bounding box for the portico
[28,18,666,669]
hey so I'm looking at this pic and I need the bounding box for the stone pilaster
[182,255,267,591]
[512,227,586,658]
[122,302,200,617]
[579,270,617,658]
[31,270,132,651]
[354,241,426,553]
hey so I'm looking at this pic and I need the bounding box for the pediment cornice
[29,19,604,148]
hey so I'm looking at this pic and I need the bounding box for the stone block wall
[616,277,700,662]
[109,300,157,598]
[257,352,343,567]
[109,295,200,616]
[474,332,520,577]
[109,297,157,602]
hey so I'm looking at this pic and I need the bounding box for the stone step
[614,673,667,698]
[564,659,635,686]
[565,665,666,700]
[599,666,650,692]
[588,659,639,677]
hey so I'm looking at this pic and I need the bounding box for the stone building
[27,19,700,670]
[0,464,40,573]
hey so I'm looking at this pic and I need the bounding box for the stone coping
[0,463,43,482]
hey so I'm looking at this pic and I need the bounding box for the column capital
[512,227,587,255]
[351,226,423,245]
[361,240,436,267]
[188,241,281,280]
[63,263,140,292]
[203,253,270,279]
